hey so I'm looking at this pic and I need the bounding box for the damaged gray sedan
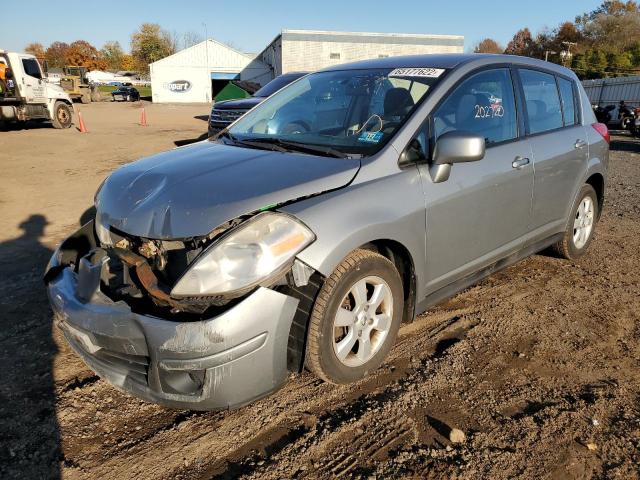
[45,54,608,410]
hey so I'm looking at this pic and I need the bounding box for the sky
[1,0,604,54]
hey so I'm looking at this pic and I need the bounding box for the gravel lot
[0,102,638,479]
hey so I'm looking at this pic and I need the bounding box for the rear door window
[557,77,577,126]
[519,69,563,134]
[433,68,518,145]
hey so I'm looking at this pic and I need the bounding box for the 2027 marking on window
[474,104,505,119]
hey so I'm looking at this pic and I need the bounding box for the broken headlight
[171,212,315,297]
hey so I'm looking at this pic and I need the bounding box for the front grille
[67,334,150,387]
[210,108,248,125]
[60,79,73,90]
[94,349,150,386]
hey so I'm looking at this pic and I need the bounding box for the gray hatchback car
[45,54,609,410]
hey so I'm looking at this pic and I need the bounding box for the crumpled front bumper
[46,243,300,411]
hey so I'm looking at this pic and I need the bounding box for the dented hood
[95,141,360,239]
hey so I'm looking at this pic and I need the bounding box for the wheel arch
[360,239,417,324]
[585,172,605,219]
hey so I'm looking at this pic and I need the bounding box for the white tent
[149,39,271,103]
[86,70,132,85]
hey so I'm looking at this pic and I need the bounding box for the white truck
[0,50,74,129]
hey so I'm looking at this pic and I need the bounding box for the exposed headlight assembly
[171,212,315,297]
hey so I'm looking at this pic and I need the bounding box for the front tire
[305,249,404,384]
[51,101,72,129]
[552,184,598,260]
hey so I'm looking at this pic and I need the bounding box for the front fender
[281,168,427,298]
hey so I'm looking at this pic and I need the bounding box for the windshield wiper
[240,137,352,158]
[217,131,288,153]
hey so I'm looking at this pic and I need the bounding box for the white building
[150,30,464,103]
[150,39,271,103]
[259,29,465,76]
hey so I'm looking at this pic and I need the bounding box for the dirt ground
[0,102,638,480]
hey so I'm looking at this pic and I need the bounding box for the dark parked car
[112,86,140,102]
[208,72,307,136]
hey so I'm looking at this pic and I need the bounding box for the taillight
[592,122,610,144]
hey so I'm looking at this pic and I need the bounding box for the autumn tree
[120,54,137,71]
[576,0,640,52]
[24,42,45,60]
[45,41,70,68]
[505,28,536,56]
[64,40,107,70]
[474,38,503,54]
[101,41,124,70]
[131,23,175,72]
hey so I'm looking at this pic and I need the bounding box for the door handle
[575,139,588,149]
[512,157,530,169]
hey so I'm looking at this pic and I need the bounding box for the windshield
[254,74,304,97]
[225,67,445,156]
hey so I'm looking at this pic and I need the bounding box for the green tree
[608,51,634,75]
[590,49,609,77]
[130,23,175,72]
[101,41,124,71]
[572,53,589,76]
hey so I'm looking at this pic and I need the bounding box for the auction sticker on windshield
[358,131,383,143]
[389,67,445,78]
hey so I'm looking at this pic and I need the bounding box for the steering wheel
[281,121,310,135]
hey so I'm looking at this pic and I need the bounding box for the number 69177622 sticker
[388,67,445,78]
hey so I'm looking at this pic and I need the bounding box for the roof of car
[321,53,572,75]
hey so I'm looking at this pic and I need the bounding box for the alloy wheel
[332,275,393,367]
[573,195,595,249]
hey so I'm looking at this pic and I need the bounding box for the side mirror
[430,131,485,183]
[398,138,426,167]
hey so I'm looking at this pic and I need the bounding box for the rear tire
[51,101,72,129]
[552,184,598,260]
[305,249,404,384]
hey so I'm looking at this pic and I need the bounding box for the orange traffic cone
[140,107,147,127]
[77,109,88,133]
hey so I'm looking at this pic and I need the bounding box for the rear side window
[519,69,563,134]
[21,58,42,79]
[433,68,517,145]
[558,77,577,126]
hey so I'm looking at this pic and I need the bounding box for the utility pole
[561,41,577,67]
[203,22,209,102]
